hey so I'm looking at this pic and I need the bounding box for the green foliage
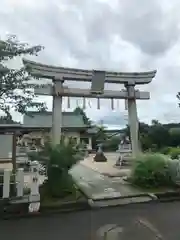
[73,107,91,125]
[169,128,180,147]
[34,142,79,198]
[0,35,46,117]
[47,143,78,197]
[122,120,180,152]
[169,148,180,160]
[160,146,180,160]
[160,146,172,155]
[103,136,119,151]
[28,142,51,166]
[131,154,172,188]
[0,116,20,123]
[95,125,108,142]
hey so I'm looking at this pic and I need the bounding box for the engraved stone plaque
[91,70,106,94]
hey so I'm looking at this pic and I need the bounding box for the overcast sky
[1,0,180,128]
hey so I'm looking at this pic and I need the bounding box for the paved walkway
[70,163,144,202]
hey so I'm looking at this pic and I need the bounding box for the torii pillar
[52,80,63,145]
[125,84,139,158]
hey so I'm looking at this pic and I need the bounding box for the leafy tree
[149,124,170,149]
[122,120,173,151]
[104,136,120,151]
[169,128,180,147]
[177,92,180,107]
[151,119,160,125]
[73,107,91,125]
[95,125,107,142]
[0,35,46,118]
[29,142,79,198]
[0,115,20,124]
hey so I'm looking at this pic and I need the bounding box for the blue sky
[1,0,180,128]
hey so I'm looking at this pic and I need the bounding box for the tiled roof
[23,111,88,128]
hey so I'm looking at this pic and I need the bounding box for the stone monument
[94,143,107,162]
[116,135,133,166]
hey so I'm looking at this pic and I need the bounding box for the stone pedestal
[116,143,133,167]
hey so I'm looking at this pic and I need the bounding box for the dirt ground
[81,153,131,177]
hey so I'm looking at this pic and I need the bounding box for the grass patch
[126,176,179,193]
[41,190,86,207]
[133,185,178,194]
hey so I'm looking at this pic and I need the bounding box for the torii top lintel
[23,58,157,85]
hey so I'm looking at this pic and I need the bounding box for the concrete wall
[0,134,12,161]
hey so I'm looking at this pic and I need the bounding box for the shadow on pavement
[1,201,180,239]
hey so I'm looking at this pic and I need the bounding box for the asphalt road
[1,201,180,239]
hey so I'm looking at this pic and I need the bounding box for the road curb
[88,194,156,208]
[153,190,180,202]
[0,200,90,220]
[87,191,180,209]
[1,192,180,219]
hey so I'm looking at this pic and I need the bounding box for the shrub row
[160,147,180,159]
[131,153,180,188]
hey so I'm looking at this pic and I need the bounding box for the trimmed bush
[131,154,172,188]
[36,143,79,198]
[169,148,180,160]
[160,147,172,155]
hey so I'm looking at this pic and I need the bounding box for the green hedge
[160,147,180,160]
[131,154,172,188]
[160,147,172,155]
[169,148,180,160]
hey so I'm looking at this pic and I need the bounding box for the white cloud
[0,0,180,128]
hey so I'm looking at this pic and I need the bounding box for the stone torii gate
[23,59,156,157]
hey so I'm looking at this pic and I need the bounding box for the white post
[16,168,24,197]
[29,162,40,213]
[52,81,63,145]
[64,136,69,145]
[40,136,44,146]
[77,136,80,145]
[126,85,139,158]
[88,137,92,150]
[3,169,11,199]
